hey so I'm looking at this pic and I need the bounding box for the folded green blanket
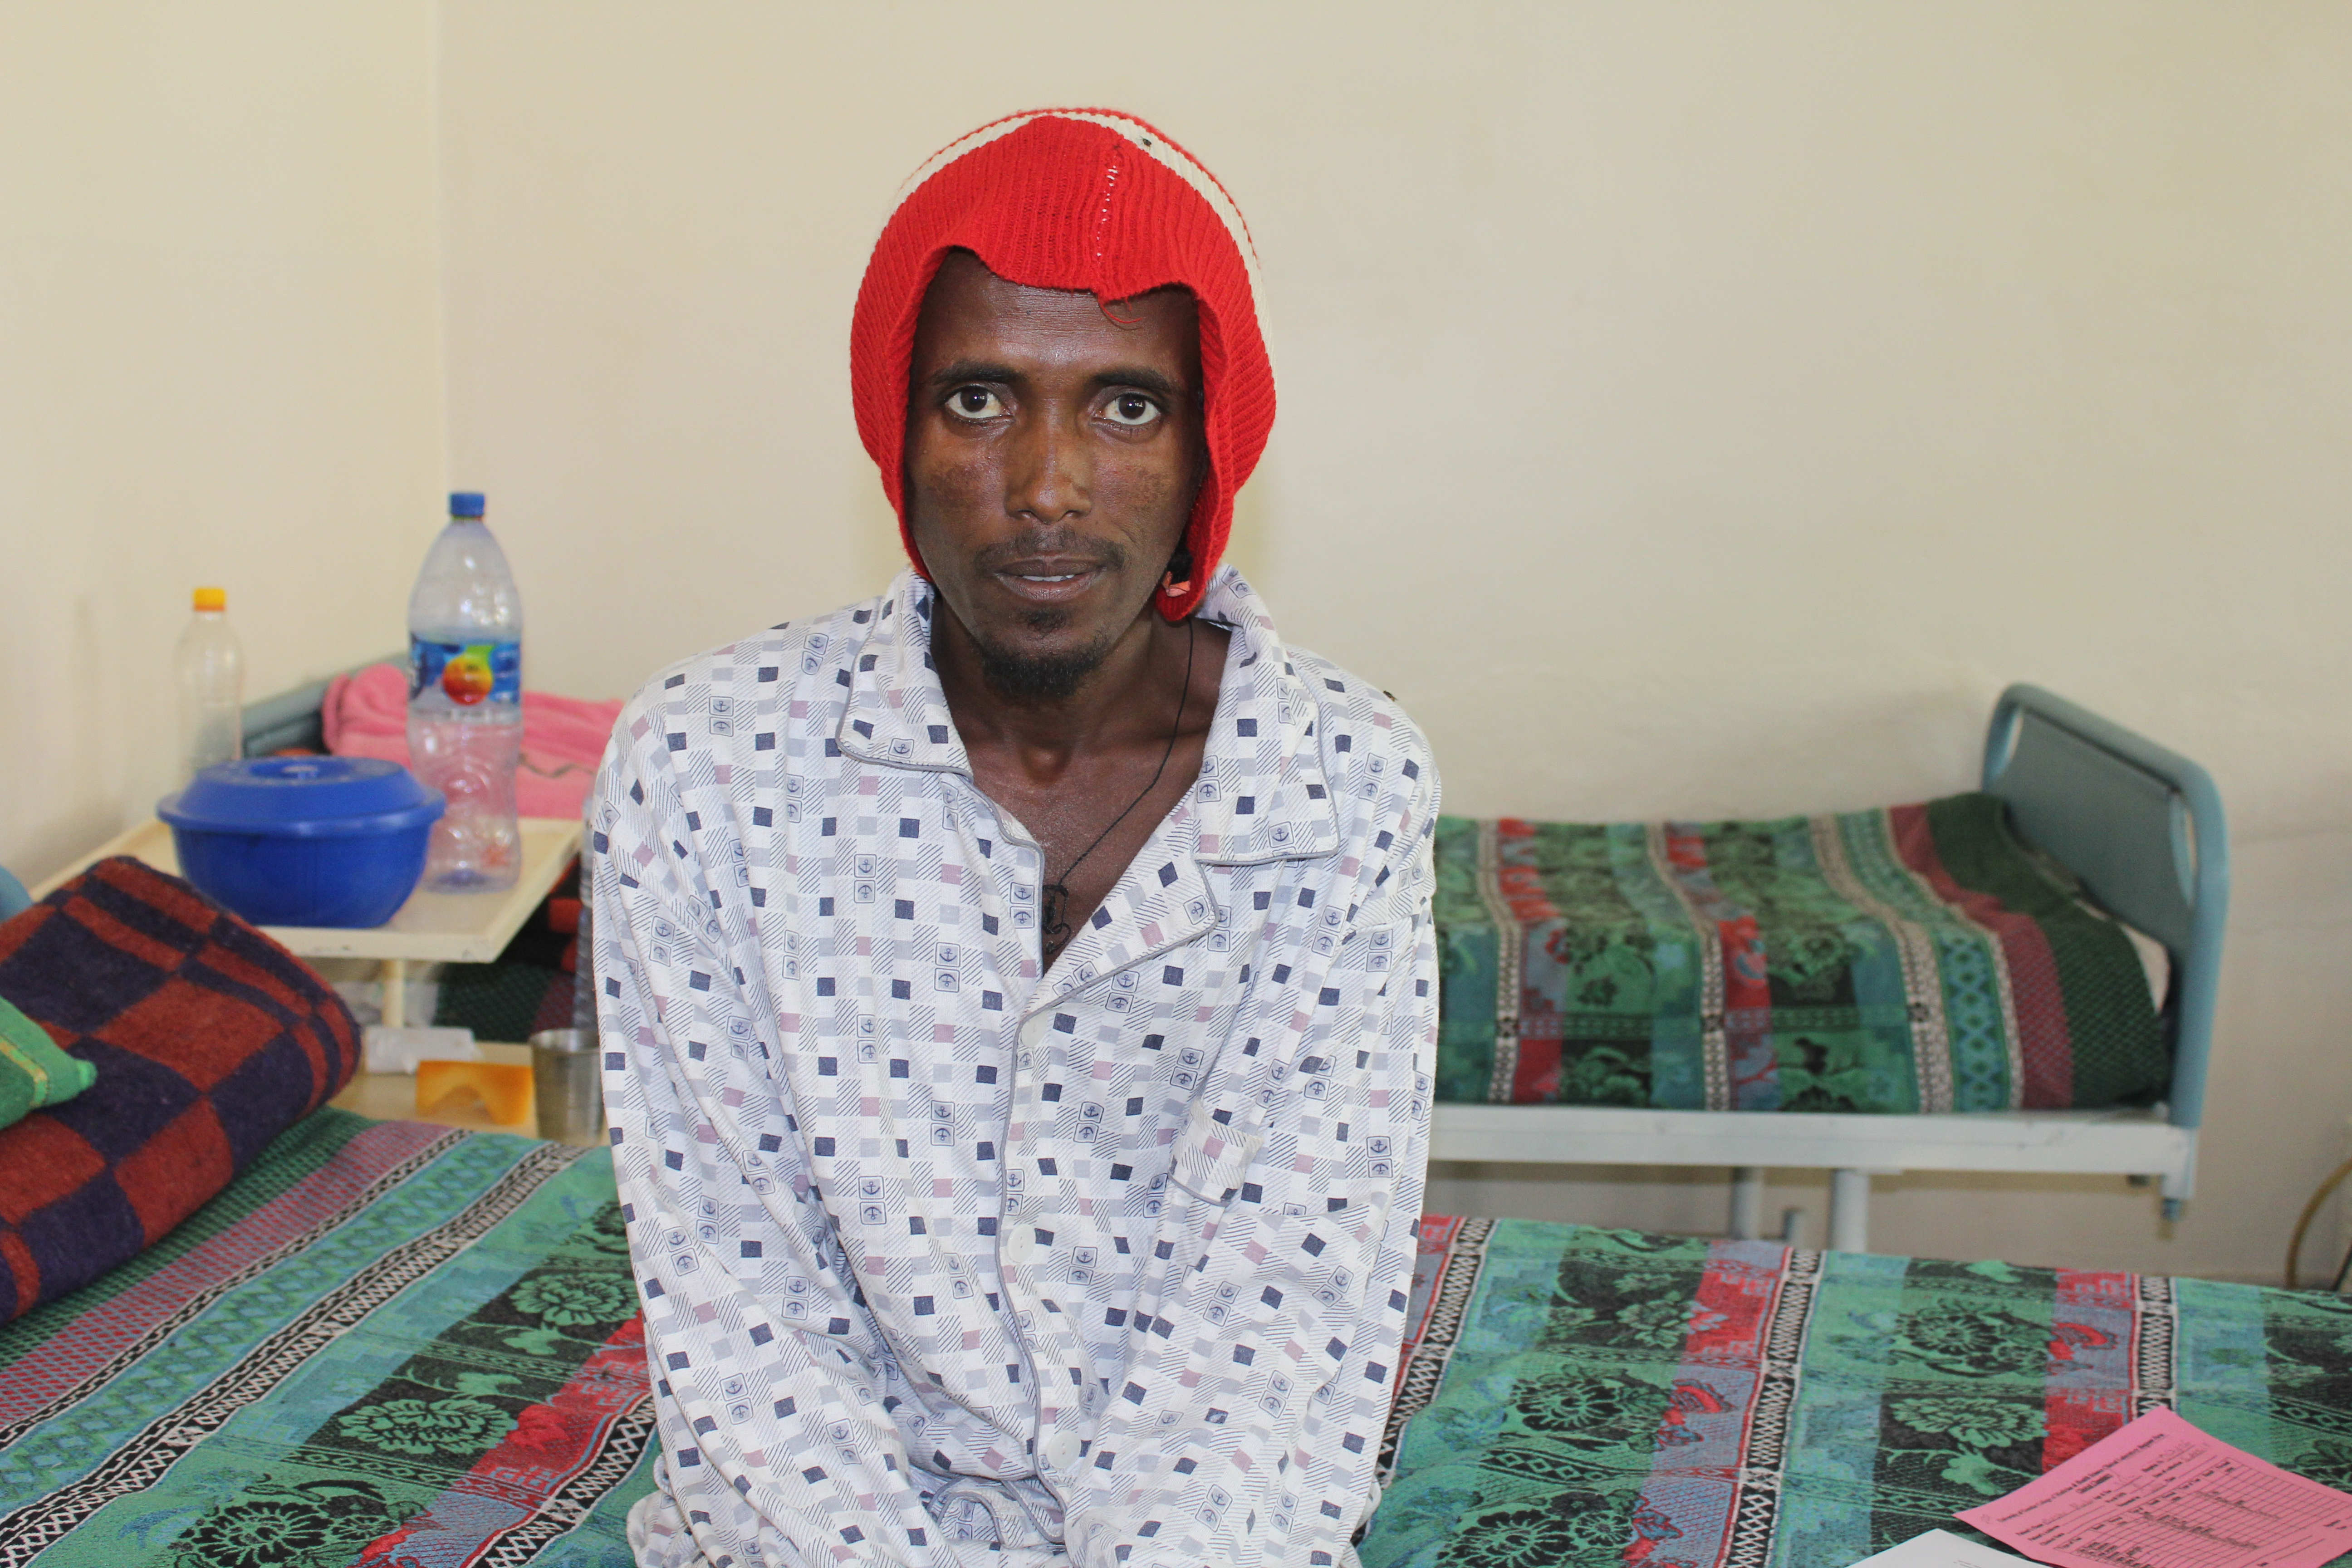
[1432,792,2166,1112]
[0,995,93,1130]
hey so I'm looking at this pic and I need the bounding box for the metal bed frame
[1426,684,2230,1251]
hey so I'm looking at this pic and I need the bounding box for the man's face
[905,250,1204,701]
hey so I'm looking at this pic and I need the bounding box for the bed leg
[1730,1167,1766,1239]
[1829,1168,1872,1253]
[2160,1154,2195,1220]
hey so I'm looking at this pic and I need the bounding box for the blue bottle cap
[449,491,486,519]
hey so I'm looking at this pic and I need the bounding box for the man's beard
[970,609,1122,702]
[953,527,1137,702]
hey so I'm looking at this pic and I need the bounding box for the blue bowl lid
[160,756,446,838]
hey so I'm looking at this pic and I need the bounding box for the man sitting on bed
[589,109,1440,1568]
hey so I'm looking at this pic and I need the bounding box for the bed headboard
[240,652,402,756]
[1982,684,2228,1133]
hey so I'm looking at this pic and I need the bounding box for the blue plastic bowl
[159,756,446,928]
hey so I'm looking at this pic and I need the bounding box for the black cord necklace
[1040,618,1196,958]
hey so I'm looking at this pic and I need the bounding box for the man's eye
[1102,392,1161,428]
[948,387,1007,420]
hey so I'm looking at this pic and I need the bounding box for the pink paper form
[1957,1409,2352,1568]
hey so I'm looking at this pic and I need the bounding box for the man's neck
[931,607,1191,780]
[925,588,1228,958]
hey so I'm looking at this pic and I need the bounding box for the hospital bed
[1426,684,2229,1251]
[0,1117,2334,1568]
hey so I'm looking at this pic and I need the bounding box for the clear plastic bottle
[407,491,524,892]
[176,587,244,782]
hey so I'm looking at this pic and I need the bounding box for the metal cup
[529,1028,604,1146]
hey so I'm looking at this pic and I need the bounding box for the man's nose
[1006,404,1091,524]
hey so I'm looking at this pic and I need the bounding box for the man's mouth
[992,559,1107,603]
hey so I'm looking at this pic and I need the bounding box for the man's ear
[1161,545,1195,597]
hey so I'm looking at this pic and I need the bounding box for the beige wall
[436,4,2352,1283]
[0,1,447,886]
[13,4,2350,1284]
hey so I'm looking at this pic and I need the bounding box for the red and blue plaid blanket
[0,857,360,1320]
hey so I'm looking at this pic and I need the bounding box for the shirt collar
[832,570,969,774]
[1179,567,1341,866]
[834,565,1339,866]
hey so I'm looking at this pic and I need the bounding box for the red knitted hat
[850,109,1275,621]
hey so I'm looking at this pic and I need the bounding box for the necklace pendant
[1040,882,1071,951]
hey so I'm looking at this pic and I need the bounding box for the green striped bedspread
[11,1113,2345,1568]
[0,1111,651,1568]
[1373,1218,2352,1568]
[1431,793,2169,1112]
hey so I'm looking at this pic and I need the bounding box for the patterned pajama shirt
[591,566,1440,1568]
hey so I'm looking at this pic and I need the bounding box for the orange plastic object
[416,1059,534,1126]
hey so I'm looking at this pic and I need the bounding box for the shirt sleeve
[1054,759,1442,1568]
[593,711,967,1568]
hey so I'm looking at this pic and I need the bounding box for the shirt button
[1042,1428,1083,1474]
[1019,1015,1050,1049]
[1001,1228,1034,1266]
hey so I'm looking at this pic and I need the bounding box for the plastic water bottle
[407,491,523,892]
[176,587,244,782]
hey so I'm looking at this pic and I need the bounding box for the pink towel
[322,663,623,822]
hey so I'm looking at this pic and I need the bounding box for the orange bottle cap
[192,587,227,612]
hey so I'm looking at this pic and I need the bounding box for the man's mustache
[973,531,1130,573]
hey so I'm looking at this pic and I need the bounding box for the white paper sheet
[1851,1528,2053,1568]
